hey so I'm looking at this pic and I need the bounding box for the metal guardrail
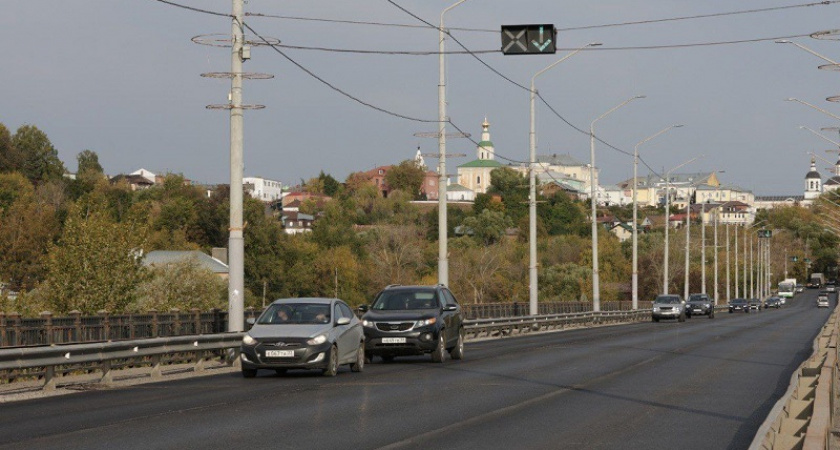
[751,304,839,450]
[0,334,244,391]
[0,310,655,391]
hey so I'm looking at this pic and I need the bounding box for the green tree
[132,259,227,312]
[384,160,425,199]
[319,171,341,197]
[0,198,59,290]
[0,123,23,174]
[76,149,104,181]
[12,125,65,184]
[460,208,513,245]
[40,205,148,314]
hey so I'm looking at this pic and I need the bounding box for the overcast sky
[3,0,840,195]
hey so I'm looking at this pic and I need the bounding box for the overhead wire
[244,1,839,34]
[385,0,665,178]
[154,0,700,181]
[264,33,817,54]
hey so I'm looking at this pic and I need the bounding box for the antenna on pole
[192,1,277,332]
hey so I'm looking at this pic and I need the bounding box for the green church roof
[459,159,502,168]
[477,140,494,148]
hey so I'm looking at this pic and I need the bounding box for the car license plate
[265,350,294,358]
[382,337,406,344]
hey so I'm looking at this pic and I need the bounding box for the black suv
[360,285,464,363]
[686,293,715,319]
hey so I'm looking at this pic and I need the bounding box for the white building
[244,177,283,202]
[457,119,503,195]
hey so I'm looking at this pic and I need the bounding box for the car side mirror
[443,305,458,312]
[358,305,369,312]
[336,317,351,326]
[246,318,256,325]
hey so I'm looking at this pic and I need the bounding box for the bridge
[0,291,832,449]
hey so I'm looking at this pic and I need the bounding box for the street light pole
[775,39,840,65]
[663,156,702,295]
[437,0,468,288]
[528,42,600,316]
[590,96,644,311]
[632,124,682,309]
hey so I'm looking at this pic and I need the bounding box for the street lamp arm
[776,40,840,66]
[440,0,468,28]
[635,124,683,153]
[667,155,704,175]
[809,151,837,167]
[800,126,840,147]
[531,42,602,89]
[592,96,646,128]
[786,98,840,122]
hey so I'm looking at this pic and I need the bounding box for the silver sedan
[240,298,365,377]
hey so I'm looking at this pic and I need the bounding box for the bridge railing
[0,309,652,391]
[751,303,839,450]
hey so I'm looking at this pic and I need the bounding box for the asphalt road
[0,291,832,450]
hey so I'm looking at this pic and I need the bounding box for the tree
[365,224,426,288]
[132,259,227,312]
[319,171,341,197]
[0,123,24,174]
[460,208,513,245]
[76,149,104,181]
[0,198,59,290]
[384,160,425,199]
[487,167,528,223]
[12,125,65,184]
[40,204,148,314]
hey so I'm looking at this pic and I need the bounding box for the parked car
[686,293,715,318]
[651,294,686,322]
[359,285,464,363]
[729,298,750,313]
[795,284,805,293]
[240,298,365,378]
[818,291,830,308]
[765,297,782,309]
[827,284,836,293]
[748,298,763,311]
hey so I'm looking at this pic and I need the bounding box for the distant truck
[810,273,826,289]
[778,278,796,298]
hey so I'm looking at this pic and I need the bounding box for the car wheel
[652,316,659,322]
[242,368,257,378]
[431,332,446,363]
[678,312,686,323]
[351,342,365,372]
[745,308,750,314]
[449,331,464,360]
[322,345,338,377]
[709,310,715,319]
[364,352,373,364]
[274,369,286,376]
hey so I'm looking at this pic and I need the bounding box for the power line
[269,33,817,55]
[385,0,665,177]
[154,0,231,17]
[243,1,839,34]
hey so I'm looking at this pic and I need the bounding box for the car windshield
[731,299,747,304]
[257,303,331,325]
[655,296,681,304]
[372,290,440,310]
[688,295,707,302]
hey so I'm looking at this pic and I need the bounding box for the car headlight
[307,334,327,346]
[704,304,710,308]
[414,317,437,328]
[652,307,660,312]
[242,334,256,346]
[362,320,374,328]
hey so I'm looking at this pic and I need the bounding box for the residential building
[243,177,283,202]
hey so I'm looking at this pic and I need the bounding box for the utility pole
[228,0,245,332]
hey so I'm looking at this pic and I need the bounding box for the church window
[477,176,481,184]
